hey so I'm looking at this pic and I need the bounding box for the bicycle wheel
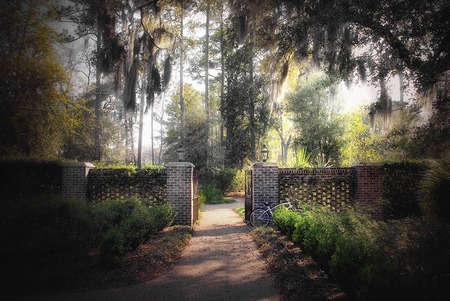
[249,208,270,227]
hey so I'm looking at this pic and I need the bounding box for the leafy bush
[383,162,425,219]
[199,185,225,204]
[203,168,245,194]
[99,227,126,268]
[1,195,93,260]
[420,160,450,221]
[273,204,450,300]
[1,195,175,270]
[99,203,176,267]
[149,203,176,231]
[272,206,301,237]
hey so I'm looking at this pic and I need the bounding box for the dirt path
[22,198,280,301]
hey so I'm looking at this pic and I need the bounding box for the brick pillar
[166,162,195,226]
[62,162,95,200]
[353,162,384,220]
[252,162,279,210]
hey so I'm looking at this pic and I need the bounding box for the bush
[273,203,450,300]
[420,160,450,221]
[1,195,93,260]
[273,204,398,299]
[203,168,245,194]
[383,162,425,219]
[199,185,225,204]
[99,227,126,268]
[1,195,176,270]
[99,203,176,267]
[272,206,301,237]
[90,198,141,240]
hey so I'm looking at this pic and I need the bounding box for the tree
[58,0,176,165]
[222,41,271,167]
[0,0,79,158]
[287,71,343,166]
[164,84,208,167]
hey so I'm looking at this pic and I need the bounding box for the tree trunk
[151,100,154,164]
[249,39,256,162]
[204,2,210,166]
[180,4,185,144]
[137,72,146,169]
[219,0,225,148]
[94,18,102,161]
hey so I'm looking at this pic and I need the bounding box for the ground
[9,197,345,301]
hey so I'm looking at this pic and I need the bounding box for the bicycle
[249,201,293,227]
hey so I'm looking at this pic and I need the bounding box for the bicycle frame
[250,201,293,226]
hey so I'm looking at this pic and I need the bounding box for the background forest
[1,0,449,170]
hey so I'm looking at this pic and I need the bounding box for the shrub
[1,195,93,260]
[203,168,245,194]
[383,162,425,219]
[1,195,176,270]
[99,227,126,268]
[149,203,176,231]
[419,160,450,221]
[199,185,225,204]
[273,206,301,237]
[273,204,401,299]
[100,203,176,267]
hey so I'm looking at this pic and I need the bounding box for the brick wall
[279,168,355,212]
[166,162,195,226]
[61,162,95,200]
[252,162,279,210]
[249,162,385,219]
[353,163,384,220]
[87,168,167,205]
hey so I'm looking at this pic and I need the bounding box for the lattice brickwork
[87,169,167,205]
[279,168,356,211]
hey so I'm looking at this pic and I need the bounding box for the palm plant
[420,160,450,221]
[288,147,312,168]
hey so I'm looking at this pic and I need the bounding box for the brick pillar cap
[352,162,383,167]
[62,162,95,168]
[253,162,278,167]
[166,162,195,168]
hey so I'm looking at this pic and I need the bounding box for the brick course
[166,162,195,226]
[61,162,95,200]
[248,162,386,220]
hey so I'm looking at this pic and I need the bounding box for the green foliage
[234,206,245,219]
[99,202,176,267]
[382,162,425,219]
[273,204,450,299]
[0,0,80,158]
[340,110,383,166]
[1,195,175,270]
[420,160,450,221]
[287,147,312,168]
[1,195,93,259]
[204,168,245,194]
[272,206,302,237]
[412,97,450,160]
[164,84,208,167]
[198,185,234,204]
[99,227,126,269]
[287,73,343,166]
[221,30,271,167]
[88,167,167,204]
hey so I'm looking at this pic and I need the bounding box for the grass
[234,205,245,219]
[4,226,193,296]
